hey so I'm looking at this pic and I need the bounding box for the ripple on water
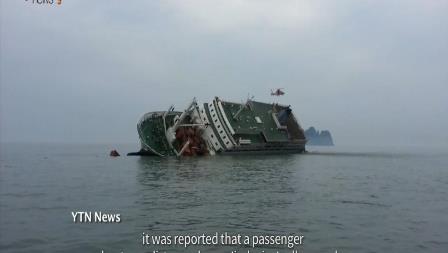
[1,145,448,253]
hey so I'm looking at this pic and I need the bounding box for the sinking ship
[129,96,307,157]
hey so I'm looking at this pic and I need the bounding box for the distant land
[305,127,334,146]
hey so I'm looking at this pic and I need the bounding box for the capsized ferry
[129,97,307,157]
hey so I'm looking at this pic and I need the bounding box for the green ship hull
[131,97,307,157]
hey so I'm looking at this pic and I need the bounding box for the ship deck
[219,100,293,143]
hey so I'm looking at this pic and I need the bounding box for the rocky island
[304,127,334,146]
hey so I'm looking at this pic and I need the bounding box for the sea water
[1,143,447,253]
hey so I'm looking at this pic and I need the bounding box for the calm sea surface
[1,143,447,253]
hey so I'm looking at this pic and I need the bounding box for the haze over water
[1,143,447,253]
[1,1,448,146]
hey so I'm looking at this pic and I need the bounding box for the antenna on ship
[246,93,254,109]
[232,94,254,120]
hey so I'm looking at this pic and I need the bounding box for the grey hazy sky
[1,0,447,146]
